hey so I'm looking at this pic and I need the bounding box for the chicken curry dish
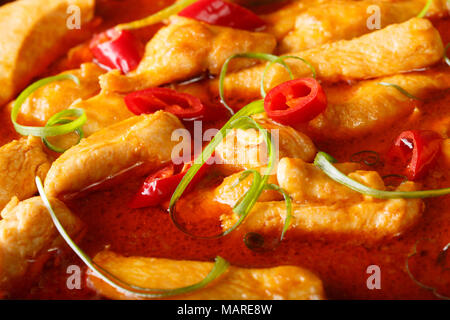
[0,0,450,300]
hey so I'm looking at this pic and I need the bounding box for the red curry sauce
[3,1,449,299]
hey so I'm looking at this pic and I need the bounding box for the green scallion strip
[11,74,87,142]
[378,82,421,101]
[230,169,262,214]
[314,151,450,199]
[169,109,275,238]
[218,53,293,114]
[230,170,255,189]
[445,43,450,67]
[169,98,282,238]
[116,0,198,30]
[42,112,85,153]
[261,55,316,98]
[405,240,450,300]
[417,0,433,18]
[264,184,292,240]
[170,50,305,241]
[36,177,229,298]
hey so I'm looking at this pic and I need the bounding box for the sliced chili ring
[129,164,182,209]
[129,158,212,209]
[89,28,143,73]
[178,0,266,31]
[264,78,327,126]
[124,88,206,120]
[389,130,442,180]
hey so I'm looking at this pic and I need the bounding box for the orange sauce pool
[26,91,450,300]
[2,1,449,299]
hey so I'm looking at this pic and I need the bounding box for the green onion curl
[264,183,292,240]
[36,177,229,298]
[260,55,316,98]
[169,102,276,238]
[218,52,291,115]
[11,74,87,153]
[314,151,450,199]
[378,82,421,101]
[417,0,433,18]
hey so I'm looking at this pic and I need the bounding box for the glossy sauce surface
[3,1,448,299]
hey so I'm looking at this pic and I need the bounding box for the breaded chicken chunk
[215,114,316,174]
[277,158,363,205]
[0,196,83,293]
[44,111,185,197]
[0,0,95,106]
[0,136,51,210]
[220,160,424,243]
[306,70,450,140]
[88,250,325,300]
[69,90,133,137]
[261,0,326,40]
[278,0,448,53]
[13,63,104,126]
[215,18,444,100]
[100,16,276,93]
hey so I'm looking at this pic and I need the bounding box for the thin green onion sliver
[36,177,229,298]
[170,99,265,210]
[417,0,432,18]
[11,74,87,138]
[314,151,450,199]
[42,117,84,153]
[264,184,292,240]
[378,82,421,101]
[218,52,293,114]
[261,55,316,98]
[168,99,276,238]
[116,0,198,30]
[231,169,262,216]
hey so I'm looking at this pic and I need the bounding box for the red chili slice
[89,28,143,73]
[124,88,206,120]
[264,78,327,125]
[129,159,212,209]
[178,0,266,31]
[389,130,442,180]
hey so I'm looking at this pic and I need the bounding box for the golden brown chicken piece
[278,0,448,53]
[0,0,95,106]
[214,168,283,207]
[214,158,361,208]
[0,136,52,211]
[0,196,83,294]
[277,158,362,205]
[215,18,444,100]
[69,90,133,137]
[43,90,134,150]
[88,250,325,300]
[305,70,450,140]
[44,111,184,197]
[261,0,326,40]
[13,63,104,126]
[100,16,276,93]
[221,167,424,244]
[215,114,316,174]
